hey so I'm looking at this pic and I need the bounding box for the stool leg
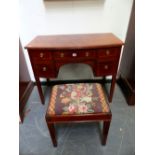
[47,122,57,147]
[102,121,111,145]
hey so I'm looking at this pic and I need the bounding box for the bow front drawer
[54,50,96,59]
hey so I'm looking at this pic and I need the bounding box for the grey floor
[19,64,135,155]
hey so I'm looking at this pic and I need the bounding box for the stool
[45,83,112,147]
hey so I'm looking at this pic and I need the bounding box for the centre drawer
[54,50,96,60]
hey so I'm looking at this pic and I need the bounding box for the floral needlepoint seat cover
[47,83,110,115]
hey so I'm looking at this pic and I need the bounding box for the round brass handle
[85,52,89,57]
[60,52,64,58]
[106,50,110,55]
[43,67,46,71]
[40,52,44,58]
[104,65,108,69]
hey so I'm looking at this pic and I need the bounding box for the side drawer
[34,62,55,78]
[96,60,118,76]
[29,50,52,61]
[97,47,120,59]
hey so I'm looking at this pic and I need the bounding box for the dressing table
[25,33,124,104]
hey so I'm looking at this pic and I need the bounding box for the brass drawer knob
[72,53,77,57]
[60,52,64,58]
[104,65,108,69]
[43,67,47,71]
[40,52,44,58]
[106,50,110,55]
[85,52,89,57]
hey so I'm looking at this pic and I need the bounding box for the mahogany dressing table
[25,33,124,104]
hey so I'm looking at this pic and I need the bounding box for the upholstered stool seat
[46,83,112,147]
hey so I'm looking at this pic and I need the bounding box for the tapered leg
[47,78,50,86]
[109,75,117,102]
[102,121,111,145]
[36,77,44,104]
[47,122,57,147]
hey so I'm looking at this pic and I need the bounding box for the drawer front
[97,47,120,59]
[96,61,117,76]
[34,63,55,77]
[54,50,96,60]
[29,50,52,61]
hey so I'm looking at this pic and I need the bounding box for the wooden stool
[45,83,112,147]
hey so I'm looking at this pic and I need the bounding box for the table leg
[102,121,111,145]
[35,77,44,104]
[47,78,50,86]
[47,122,57,147]
[109,75,116,102]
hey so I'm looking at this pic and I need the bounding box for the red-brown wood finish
[102,121,111,145]
[46,122,57,147]
[45,112,112,147]
[25,33,123,49]
[25,33,124,104]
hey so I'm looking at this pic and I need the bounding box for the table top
[25,33,124,50]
